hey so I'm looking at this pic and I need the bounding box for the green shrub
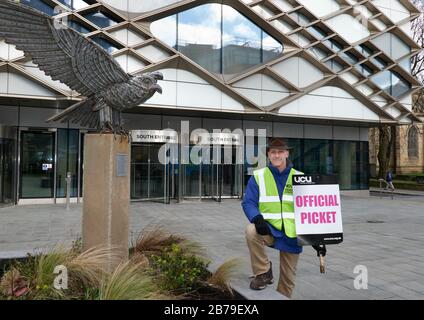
[150,243,210,293]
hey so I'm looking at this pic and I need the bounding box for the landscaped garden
[0,227,242,300]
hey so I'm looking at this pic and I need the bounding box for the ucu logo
[294,176,312,183]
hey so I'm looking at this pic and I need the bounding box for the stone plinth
[82,134,130,270]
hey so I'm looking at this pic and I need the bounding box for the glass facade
[3,127,370,204]
[151,4,283,76]
[243,137,368,190]
[288,138,369,190]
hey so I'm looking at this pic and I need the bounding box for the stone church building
[369,91,424,176]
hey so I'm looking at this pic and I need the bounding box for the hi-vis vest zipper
[253,167,304,238]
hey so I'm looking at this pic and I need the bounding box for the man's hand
[253,215,270,236]
[312,244,327,257]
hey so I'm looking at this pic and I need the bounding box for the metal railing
[66,172,71,210]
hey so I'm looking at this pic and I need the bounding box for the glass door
[202,146,222,202]
[207,146,242,201]
[149,144,169,203]
[181,145,243,201]
[221,146,243,199]
[131,143,170,203]
[20,131,55,199]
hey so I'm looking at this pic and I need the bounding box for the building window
[82,10,120,28]
[307,25,328,40]
[371,70,411,98]
[371,32,411,60]
[91,36,121,54]
[339,51,359,65]
[408,126,419,159]
[67,20,93,34]
[21,0,55,16]
[56,0,90,10]
[322,39,344,52]
[288,10,311,26]
[356,44,374,57]
[151,4,284,76]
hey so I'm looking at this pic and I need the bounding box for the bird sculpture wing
[0,0,131,97]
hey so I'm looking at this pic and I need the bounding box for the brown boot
[250,262,273,290]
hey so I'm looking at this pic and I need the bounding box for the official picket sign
[292,175,343,246]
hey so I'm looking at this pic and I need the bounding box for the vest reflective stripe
[282,195,293,202]
[261,213,282,220]
[259,196,281,203]
[262,212,295,220]
[254,167,304,238]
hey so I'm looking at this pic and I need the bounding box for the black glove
[312,244,327,257]
[253,215,270,236]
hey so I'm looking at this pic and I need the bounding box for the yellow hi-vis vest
[253,167,304,238]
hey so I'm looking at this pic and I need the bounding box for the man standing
[386,169,395,191]
[242,138,324,298]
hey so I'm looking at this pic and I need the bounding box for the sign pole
[319,255,325,273]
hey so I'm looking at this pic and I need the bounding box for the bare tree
[412,0,424,113]
[377,125,395,178]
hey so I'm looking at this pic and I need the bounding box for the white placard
[293,184,343,236]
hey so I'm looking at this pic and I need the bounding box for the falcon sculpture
[0,0,163,133]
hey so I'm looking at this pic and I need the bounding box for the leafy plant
[150,243,210,293]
